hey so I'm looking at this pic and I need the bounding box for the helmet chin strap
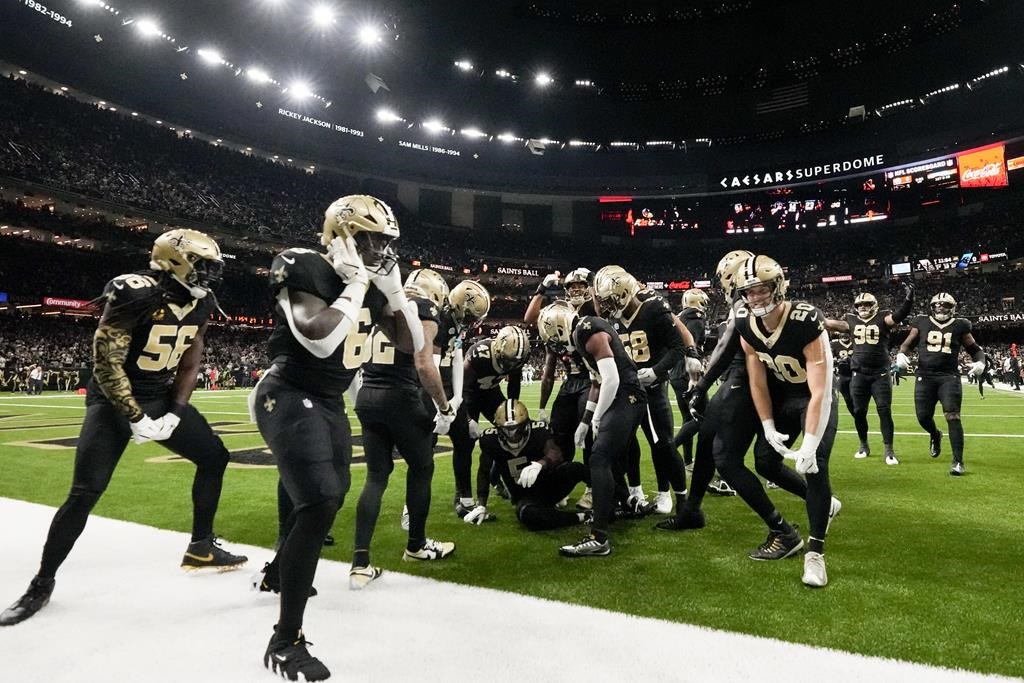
[170,273,208,299]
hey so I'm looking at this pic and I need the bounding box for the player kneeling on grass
[1,229,247,628]
[466,400,590,530]
[733,255,838,588]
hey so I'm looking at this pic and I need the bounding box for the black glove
[686,385,709,422]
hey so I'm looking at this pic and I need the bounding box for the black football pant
[914,374,965,462]
[851,370,894,448]
[355,386,435,553]
[837,374,855,419]
[451,388,505,499]
[693,373,794,526]
[255,374,350,642]
[752,393,838,545]
[590,392,646,538]
[549,382,591,464]
[671,380,697,464]
[629,384,687,494]
[516,462,588,531]
[38,395,230,579]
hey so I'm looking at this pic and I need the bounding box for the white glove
[129,415,174,445]
[433,404,456,435]
[783,446,820,475]
[371,265,425,353]
[970,361,985,377]
[591,416,601,440]
[468,419,482,439]
[637,368,658,386]
[761,419,790,456]
[685,356,703,376]
[518,461,543,488]
[463,505,488,525]
[448,396,463,415]
[896,352,911,373]
[328,237,369,285]
[574,422,590,447]
[542,272,560,288]
[158,413,181,440]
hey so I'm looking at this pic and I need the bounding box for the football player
[657,249,811,543]
[734,255,838,587]
[526,268,598,507]
[832,332,856,419]
[350,269,457,590]
[1,229,247,628]
[475,400,589,530]
[593,266,702,515]
[896,293,985,476]
[456,324,532,521]
[538,301,648,557]
[824,284,914,465]
[976,356,996,399]
[253,195,422,681]
[671,289,708,470]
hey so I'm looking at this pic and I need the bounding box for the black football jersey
[549,341,590,394]
[465,338,526,395]
[266,247,386,398]
[844,310,893,373]
[87,271,212,402]
[735,301,827,399]
[361,296,440,390]
[435,308,469,392]
[911,315,973,376]
[669,307,707,384]
[833,337,853,377]
[478,420,550,503]
[571,316,641,394]
[613,294,680,371]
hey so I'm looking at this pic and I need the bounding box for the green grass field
[1,381,1023,677]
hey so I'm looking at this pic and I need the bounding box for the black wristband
[684,345,700,359]
[169,402,187,417]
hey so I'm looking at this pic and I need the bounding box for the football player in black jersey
[734,255,838,587]
[350,269,457,589]
[1,229,247,628]
[975,357,996,399]
[671,289,709,473]
[593,266,702,516]
[896,293,985,476]
[832,332,855,419]
[475,400,590,530]
[455,325,531,521]
[254,195,424,681]
[538,302,648,557]
[824,284,914,465]
[525,268,598,509]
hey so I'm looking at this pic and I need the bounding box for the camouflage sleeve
[92,323,144,421]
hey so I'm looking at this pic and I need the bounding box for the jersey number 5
[137,325,199,372]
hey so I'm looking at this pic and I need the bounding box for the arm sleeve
[593,357,620,422]
[696,320,742,392]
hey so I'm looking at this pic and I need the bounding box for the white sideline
[0,498,1009,683]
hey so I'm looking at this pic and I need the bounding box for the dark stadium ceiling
[1,0,1022,153]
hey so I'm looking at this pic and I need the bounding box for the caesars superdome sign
[718,154,886,190]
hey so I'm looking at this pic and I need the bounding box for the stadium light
[289,80,313,100]
[461,127,487,139]
[535,72,553,87]
[135,18,161,38]
[497,132,519,143]
[311,4,336,27]
[77,0,103,7]
[376,108,404,123]
[247,67,272,84]
[422,119,447,134]
[197,48,223,65]
[454,60,474,72]
[358,24,383,46]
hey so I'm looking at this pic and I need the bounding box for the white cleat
[400,504,410,531]
[854,446,869,459]
[403,538,455,562]
[653,491,673,515]
[575,489,593,511]
[826,496,842,534]
[802,551,828,587]
[885,453,900,466]
[348,565,383,590]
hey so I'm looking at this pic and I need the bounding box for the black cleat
[322,534,335,547]
[614,496,658,520]
[707,477,737,496]
[493,480,511,500]
[252,562,318,597]
[654,509,706,531]
[558,535,611,557]
[929,431,943,458]
[181,536,247,572]
[0,576,55,626]
[749,526,804,561]
[265,630,331,681]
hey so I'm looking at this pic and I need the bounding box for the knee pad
[943,411,961,422]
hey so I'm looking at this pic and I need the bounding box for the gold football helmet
[404,268,449,307]
[448,280,491,326]
[930,292,957,322]
[563,267,593,308]
[682,289,710,313]
[854,292,879,320]
[593,266,638,319]
[321,194,399,273]
[149,229,223,299]
[537,300,578,347]
[733,255,787,317]
[715,249,755,300]
[492,325,531,373]
[493,399,532,451]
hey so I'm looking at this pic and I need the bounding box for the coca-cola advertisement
[957,144,1008,188]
